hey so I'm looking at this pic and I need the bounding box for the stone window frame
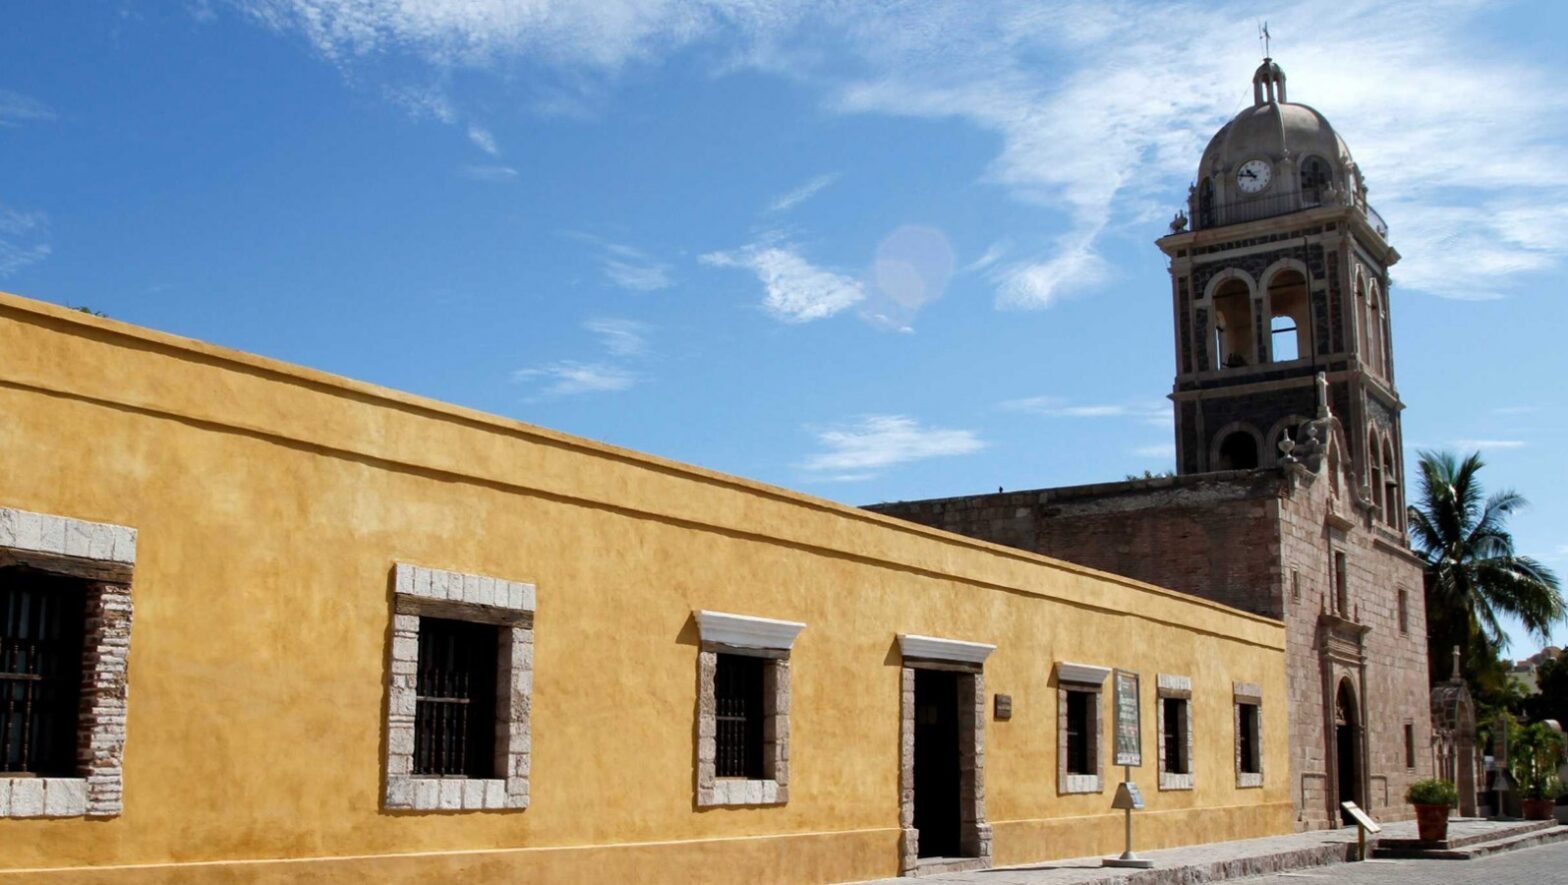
[897,633,995,877]
[1403,722,1416,769]
[384,562,534,812]
[694,610,804,808]
[1155,673,1194,791]
[1055,661,1110,795]
[1233,681,1264,788]
[0,506,135,819]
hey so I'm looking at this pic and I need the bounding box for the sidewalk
[851,818,1530,885]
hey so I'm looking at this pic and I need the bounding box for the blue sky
[3,1,1565,654]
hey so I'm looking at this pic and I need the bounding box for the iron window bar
[1,569,86,777]
[413,617,498,779]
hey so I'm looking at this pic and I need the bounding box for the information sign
[1113,669,1141,767]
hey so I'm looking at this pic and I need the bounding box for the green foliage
[1123,469,1176,481]
[69,305,108,318]
[1408,450,1565,691]
[1510,721,1568,800]
[1405,778,1459,806]
[1525,653,1568,726]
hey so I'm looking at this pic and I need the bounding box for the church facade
[871,59,1433,830]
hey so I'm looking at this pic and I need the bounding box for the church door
[1335,680,1362,825]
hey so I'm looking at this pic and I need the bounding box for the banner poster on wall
[1113,669,1142,767]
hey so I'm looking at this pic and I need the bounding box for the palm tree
[1408,450,1564,685]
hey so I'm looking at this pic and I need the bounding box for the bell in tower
[1158,57,1408,529]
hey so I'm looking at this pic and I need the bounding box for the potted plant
[1405,778,1459,842]
[1511,722,1567,820]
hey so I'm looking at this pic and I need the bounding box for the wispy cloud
[0,204,51,276]
[1132,443,1176,459]
[702,240,865,322]
[1000,395,1170,426]
[767,172,838,213]
[963,240,1010,274]
[466,123,500,156]
[1451,439,1528,451]
[567,234,674,292]
[382,83,457,123]
[511,362,637,397]
[0,89,54,127]
[459,164,518,182]
[584,317,649,357]
[511,316,653,398]
[1492,405,1539,416]
[801,415,985,477]
[249,1,1568,304]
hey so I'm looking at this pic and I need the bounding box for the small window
[1404,723,1416,769]
[1333,551,1349,616]
[1270,315,1298,361]
[413,617,499,778]
[1291,569,1301,603]
[1237,703,1262,775]
[1398,589,1409,635]
[1065,689,1094,775]
[1162,698,1189,775]
[714,653,766,780]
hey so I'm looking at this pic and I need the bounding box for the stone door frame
[896,634,994,877]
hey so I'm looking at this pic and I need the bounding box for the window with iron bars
[713,653,765,779]
[1237,702,1262,774]
[1,568,86,777]
[1162,697,1190,775]
[413,617,498,778]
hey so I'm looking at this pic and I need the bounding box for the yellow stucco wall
[0,292,1290,882]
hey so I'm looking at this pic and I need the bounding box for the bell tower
[1158,58,1408,530]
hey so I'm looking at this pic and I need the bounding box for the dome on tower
[1189,59,1368,231]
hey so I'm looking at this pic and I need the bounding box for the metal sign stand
[1103,766,1154,869]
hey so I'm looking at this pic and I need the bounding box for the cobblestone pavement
[1235,840,1568,883]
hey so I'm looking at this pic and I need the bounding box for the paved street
[1236,840,1568,883]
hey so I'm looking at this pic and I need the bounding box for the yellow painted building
[0,291,1289,882]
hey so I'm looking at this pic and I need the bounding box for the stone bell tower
[1158,58,1409,529]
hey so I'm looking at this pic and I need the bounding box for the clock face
[1236,159,1273,194]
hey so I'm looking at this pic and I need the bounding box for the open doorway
[914,669,961,858]
[1335,679,1362,825]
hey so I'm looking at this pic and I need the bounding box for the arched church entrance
[1335,679,1362,825]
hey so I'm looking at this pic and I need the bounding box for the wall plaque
[1113,669,1142,767]
[994,693,1013,720]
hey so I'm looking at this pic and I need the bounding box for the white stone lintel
[1056,661,1112,686]
[0,506,136,564]
[899,634,996,665]
[394,562,534,613]
[697,610,806,651]
[1157,673,1193,695]
[1233,681,1263,702]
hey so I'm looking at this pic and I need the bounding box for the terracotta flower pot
[1413,803,1450,842]
[1523,798,1556,820]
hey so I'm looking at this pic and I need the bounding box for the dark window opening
[1162,698,1189,775]
[1,568,86,777]
[414,616,499,778]
[1065,689,1094,775]
[1291,569,1301,603]
[1238,703,1261,774]
[1404,724,1416,769]
[1334,552,1349,616]
[715,653,765,779]
[1398,589,1410,635]
[1217,431,1260,470]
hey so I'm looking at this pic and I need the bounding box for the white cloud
[567,234,673,292]
[249,1,1568,304]
[1492,405,1539,416]
[767,172,838,213]
[702,241,865,322]
[0,204,50,276]
[466,123,500,155]
[511,361,637,397]
[1132,443,1176,459]
[1000,395,1170,426]
[0,89,54,127]
[382,83,457,123]
[460,164,518,181]
[801,415,985,475]
[963,240,1010,274]
[1451,439,1527,451]
[584,317,649,357]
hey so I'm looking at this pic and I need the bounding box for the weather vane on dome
[1259,21,1272,59]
